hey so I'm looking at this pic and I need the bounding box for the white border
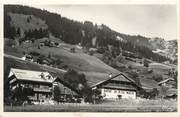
[0,0,179,117]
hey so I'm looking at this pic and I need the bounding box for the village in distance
[3,5,178,112]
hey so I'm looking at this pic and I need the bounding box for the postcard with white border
[1,0,179,117]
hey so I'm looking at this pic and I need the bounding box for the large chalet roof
[8,68,54,83]
[90,72,142,89]
[102,83,137,91]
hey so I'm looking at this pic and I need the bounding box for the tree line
[4,5,171,62]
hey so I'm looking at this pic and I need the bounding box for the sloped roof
[53,77,80,96]
[111,74,131,82]
[102,83,137,91]
[90,72,141,89]
[8,68,54,83]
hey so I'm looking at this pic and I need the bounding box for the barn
[52,77,81,102]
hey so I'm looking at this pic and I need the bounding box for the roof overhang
[90,72,142,89]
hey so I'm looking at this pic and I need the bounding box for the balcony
[33,87,51,93]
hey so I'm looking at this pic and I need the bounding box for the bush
[53,86,61,103]
[55,59,62,65]
[144,59,149,67]
[97,47,106,54]
[54,42,59,46]
[89,50,94,56]
[147,69,153,74]
[37,55,45,64]
[5,39,16,47]
[70,47,75,53]
[29,51,40,56]
[128,65,132,69]
[152,74,163,82]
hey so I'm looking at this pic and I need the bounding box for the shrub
[144,59,149,67]
[89,50,94,56]
[70,47,75,53]
[147,69,153,74]
[5,39,16,47]
[128,65,132,69]
[55,59,62,65]
[29,51,40,56]
[152,74,163,82]
[53,86,61,103]
[37,55,45,64]
[54,42,59,46]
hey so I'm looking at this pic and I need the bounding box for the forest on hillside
[4,5,171,63]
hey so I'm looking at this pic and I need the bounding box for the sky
[32,5,177,40]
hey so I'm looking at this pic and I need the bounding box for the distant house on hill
[21,54,33,62]
[90,73,142,99]
[89,48,98,52]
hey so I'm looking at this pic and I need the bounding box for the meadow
[4,99,177,112]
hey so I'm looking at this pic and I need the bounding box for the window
[105,89,111,93]
[24,83,29,88]
[34,84,40,88]
[46,94,49,98]
[126,91,134,94]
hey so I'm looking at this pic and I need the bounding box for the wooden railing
[33,87,51,92]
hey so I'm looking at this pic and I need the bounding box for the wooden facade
[8,68,54,102]
[8,68,80,103]
[91,73,141,99]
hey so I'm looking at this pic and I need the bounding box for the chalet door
[117,95,122,99]
[37,93,39,101]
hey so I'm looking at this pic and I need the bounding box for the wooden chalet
[90,73,142,99]
[8,68,54,102]
[8,68,80,103]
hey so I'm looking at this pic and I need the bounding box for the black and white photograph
[3,3,178,112]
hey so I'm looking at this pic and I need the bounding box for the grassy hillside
[4,5,177,96]
[8,12,48,31]
[4,41,162,90]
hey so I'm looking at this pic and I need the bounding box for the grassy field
[4,42,175,90]
[5,41,118,74]
[4,41,120,86]
[4,99,177,112]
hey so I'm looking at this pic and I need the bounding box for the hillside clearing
[8,12,48,31]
